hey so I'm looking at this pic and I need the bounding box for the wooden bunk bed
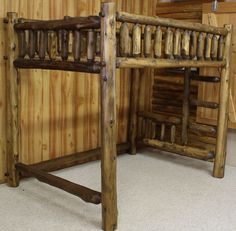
[4,2,232,231]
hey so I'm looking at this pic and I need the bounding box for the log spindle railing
[116,12,228,69]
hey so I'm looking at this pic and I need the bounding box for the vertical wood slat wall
[0,0,157,183]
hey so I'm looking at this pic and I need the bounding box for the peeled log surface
[116,11,227,36]
[16,163,101,205]
[116,57,226,69]
[143,138,215,161]
[14,16,101,30]
[138,111,181,125]
[154,26,162,58]
[119,23,130,57]
[14,58,101,73]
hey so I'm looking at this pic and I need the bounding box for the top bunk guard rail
[116,11,227,36]
[115,11,231,69]
[14,16,101,30]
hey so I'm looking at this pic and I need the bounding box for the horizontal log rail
[143,138,215,161]
[15,163,102,204]
[116,58,226,69]
[116,11,227,36]
[14,16,100,30]
[138,111,181,125]
[30,142,130,173]
[14,59,101,73]
[189,122,217,134]
[190,75,220,83]
[190,98,219,109]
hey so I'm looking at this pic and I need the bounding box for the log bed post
[129,69,140,155]
[213,24,233,178]
[100,3,118,231]
[6,12,20,187]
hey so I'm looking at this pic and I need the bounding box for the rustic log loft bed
[4,2,232,231]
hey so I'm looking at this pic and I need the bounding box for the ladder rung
[190,98,219,109]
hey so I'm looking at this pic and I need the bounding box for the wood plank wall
[0,0,157,183]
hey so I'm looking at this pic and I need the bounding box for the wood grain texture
[198,3,236,129]
[0,0,157,183]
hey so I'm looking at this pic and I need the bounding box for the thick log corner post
[213,24,233,178]
[100,2,118,231]
[5,12,20,187]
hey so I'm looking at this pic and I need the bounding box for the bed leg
[129,69,140,155]
[213,25,232,178]
[5,12,20,187]
[100,3,118,231]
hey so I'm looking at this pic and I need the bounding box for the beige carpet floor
[0,149,236,231]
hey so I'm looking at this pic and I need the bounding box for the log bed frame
[4,2,232,231]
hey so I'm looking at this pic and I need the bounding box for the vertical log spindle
[218,35,225,61]
[182,30,190,59]
[48,31,57,60]
[154,26,162,58]
[144,25,152,57]
[119,22,130,57]
[171,125,176,144]
[197,32,205,60]
[61,29,69,61]
[205,34,212,60]
[18,30,26,58]
[182,68,191,145]
[28,30,36,59]
[160,124,165,141]
[39,30,46,60]
[173,28,181,59]
[190,31,197,60]
[132,24,142,57]
[73,30,81,61]
[211,35,218,60]
[87,29,95,62]
[165,27,173,59]
[96,31,101,56]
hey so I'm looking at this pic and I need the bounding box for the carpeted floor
[0,149,236,231]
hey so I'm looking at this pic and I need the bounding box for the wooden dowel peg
[119,22,130,57]
[132,24,142,57]
[165,27,173,59]
[173,28,181,59]
[154,26,162,58]
[144,25,152,57]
